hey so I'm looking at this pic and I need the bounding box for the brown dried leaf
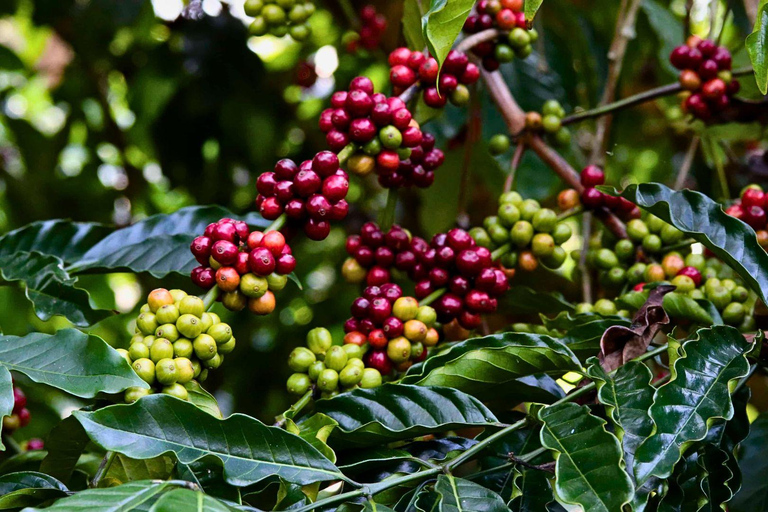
[599,285,674,372]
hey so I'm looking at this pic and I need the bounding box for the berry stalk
[418,287,446,307]
[377,188,399,232]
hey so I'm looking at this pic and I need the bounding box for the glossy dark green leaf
[662,292,714,324]
[586,359,654,475]
[612,183,768,307]
[22,480,171,511]
[539,402,634,512]
[509,469,559,512]
[39,415,91,484]
[0,329,146,398]
[640,0,684,76]
[0,471,69,510]
[148,488,241,512]
[503,286,574,315]
[434,474,508,512]
[107,454,175,483]
[0,252,111,327]
[0,220,110,263]
[731,411,768,511]
[421,0,475,69]
[69,206,268,278]
[402,0,425,49]
[633,326,752,486]
[0,367,12,450]
[747,0,768,94]
[287,413,337,463]
[362,501,396,512]
[74,394,342,486]
[402,332,580,404]
[174,461,241,504]
[524,0,544,25]
[184,380,222,418]
[315,384,498,448]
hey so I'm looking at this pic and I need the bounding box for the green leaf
[107,454,175,483]
[539,402,634,512]
[39,415,91,484]
[556,315,630,361]
[184,381,222,418]
[69,206,268,278]
[731,411,768,511]
[662,292,714,324]
[0,220,110,264]
[0,471,69,510]
[586,360,655,475]
[641,0,685,76]
[74,394,343,486]
[315,384,498,448]
[287,413,338,463]
[0,367,12,450]
[613,183,768,307]
[523,0,544,26]
[21,480,172,511]
[402,332,580,404]
[421,0,475,70]
[0,252,111,327]
[508,469,557,512]
[402,0,425,50]
[633,326,753,485]
[0,329,147,398]
[149,488,241,512]
[362,501,396,512]
[434,474,508,512]
[747,0,768,94]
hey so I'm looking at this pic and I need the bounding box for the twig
[201,286,219,311]
[589,0,643,166]
[674,136,700,190]
[265,214,287,233]
[274,389,314,427]
[579,213,593,303]
[504,143,526,193]
[507,452,555,473]
[378,188,399,232]
[419,288,446,307]
[91,451,117,488]
[455,29,502,54]
[398,84,419,104]
[479,69,527,135]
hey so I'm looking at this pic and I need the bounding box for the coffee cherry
[125,387,152,403]
[132,358,156,385]
[148,289,174,313]
[489,134,511,155]
[307,327,333,355]
[289,347,317,372]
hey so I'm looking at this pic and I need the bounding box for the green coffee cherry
[721,279,737,291]
[494,43,515,62]
[150,338,174,363]
[498,203,521,227]
[552,223,572,245]
[173,339,194,358]
[267,273,288,292]
[132,358,156,385]
[645,214,665,233]
[387,337,411,364]
[136,313,158,335]
[508,27,531,48]
[574,303,594,315]
[199,369,209,382]
[155,358,179,386]
[501,251,519,268]
[155,324,179,342]
[531,233,555,257]
[685,253,706,272]
[594,299,617,316]
[308,361,326,381]
[554,127,571,146]
[689,289,705,300]
[722,302,746,325]
[488,224,510,245]
[193,334,218,361]
[532,209,557,233]
[177,314,203,339]
[707,286,732,310]
[410,342,425,360]
[203,353,223,370]
[489,134,511,155]
[469,227,492,248]
[339,365,363,387]
[642,234,662,253]
[484,216,501,230]
[510,221,534,248]
[208,323,233,345]
[317,369,339,392]
[605,267,626,286]
[499,191,523,206]
[626,263,647,284]
[175,357,195,384]
[325,346,348,372]
[307,327,333,355]
[200,312,214,333]
[129,343,150,361]
[346,358,365,371]
[155,305,179,325]
[287,373,312,395]
[393,297,419,321]
[207,312,221,325]
[660,223,684,244]
[671,275,696,293]
[240,274,269,298]
[360,368,382,388]
[542,115,561,133]
[627,219,650,242]
[519,199,541,221]
[342,343,364,360]
[731,286,749,303]
[541,246,566,268]
[162,383,188,401]
[416,306,437,326]
[289,347,317,372]
[615,239,636,261]
[124,387,152,403]
[217,338,236,355]
[178,296,204,318]
[117,348,131,365]
[594,249,619,271]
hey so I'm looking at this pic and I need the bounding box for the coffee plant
[1,0,768,510]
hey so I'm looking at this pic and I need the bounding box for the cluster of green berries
[525,100,571,147]
[120,288,236,403]
[245,0,314,41]
[470,191,573,273]
[463,0,538,71]
[510,323,564,337]
[287,328,383,398]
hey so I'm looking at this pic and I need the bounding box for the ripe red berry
[191,236,213,265]
[261,231,286,256]
[304,219,331,240]
[313,151,340,177]
[191,266,215,289]
[580,165,605,186]
[581,187,604,209]
[350,76,374,95]
[390,65,417,88]
[284,199,306,219]
[13,387,26,412]
[389,47,412,66]
[702,78,726,100]
[460,63,480,84]
[215,267,240,293]
[365,350,393,375]
[443,50,469,76]
[260,196,284,219]
[368,329,388,349]
[346,90,374,117]
[742,188,765,208]
[249,247,276,276]
[235,252,250,275]
[419,58,440,83]
[744,205,767,230]
[349,118,377,142]
[306,194,332,219]
[294,169,322,197]
[274,159,298,180]
[677,266,703,287]
[423,87,448,108]
[407,51,427,70]
[211,240,238,265]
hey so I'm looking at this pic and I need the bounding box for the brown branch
[674,136,700,190]
[504,142,526,192]
[455,29,502,54]
[590,0,643,166]
[479,68,527,134]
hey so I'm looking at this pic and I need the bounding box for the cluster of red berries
[3,384,31,434]
[346,5,387,53]
[256,151,349,241]
[379,133,444,189]
[343,288,439,374]
[462,0,537,71]
[726,185,768,235]
[388,49,480,108]
[670,37,739,121]
[414,229,509,329]
[559,166,639,221]
[190,218,296,314]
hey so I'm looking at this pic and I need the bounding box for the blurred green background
[0,0,765,438]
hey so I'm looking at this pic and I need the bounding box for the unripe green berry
[627,219,650,242]
[510,221,534,248]
[207,312,221,325]
[552,223,572,245]
[483,216,501,230]
[508,27,531,48]
[519,199,541,221]
[449,85,471,107]
[317,369,339,392]
[671,275,696,293]
[707,285,732,310]
[379,126,403,149]
[721,279,737,291]
[289,347,316,372]
[199,369,209,382]
[207,323,233,345]
[605,267,626,286]
[346,358,365,371]
[615,239,636,261]
[594,299,617,316]
[393,297,419,321]
[262,4,286,25]
[642,234,662,253]
[129,343,150,361]
[240,274,269,298]
[193,334,218,361]
[360,368,382,388]
[325,346,348,372]
[266,273,288,292]
[287,373,312,395]
[137,313,158,336]
[162,383,188,401]
[531,233,555,257]
[542,247,566,268]
[199,312,214,333]
[155,324,179,342]
[175,357,195,384]
[542,115,561,133]
[689,289,705,300]
[660,224,684,245]
[574,303,594,314]
[501,251,518,268]
[684,253,706,272]
[307,327,333,355]
[532,209,557,233]
[489,134,511,155]
[488,224,510,245]
[542,99,563,117]
[289,23,310,41]
[731,286,749,303]
[339,365,363,387]
[595,248,619,271]
[499,191,523,206]
[342,343,364,360]
[626,263,647,284]
[155,304,179,325]
[173,339,193,358]
[387,337,411,364]
[124,386,152,403]
[244,0,264,15]
[554,128,571,146]
[155,358,179,385]
[217,338,236,355]
[117,348,131,365]
[202,353,223,369]
[132,358,155,385]
[308,361,325,381]
[416,306,437,327]
[498,203,521,226]
[150,338,174,363]
[494,43,515,62]
[177,314,203,339]
[722,302,746,325]
[469,227,493,248]
[515,44,533,58]
[178,296,205,318]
